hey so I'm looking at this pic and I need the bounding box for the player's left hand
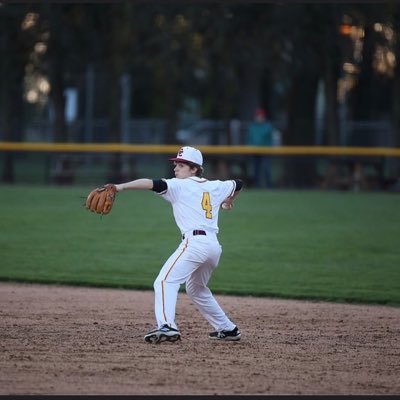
[85,183,117,215]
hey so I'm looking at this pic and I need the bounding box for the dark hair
[187,162,204,177]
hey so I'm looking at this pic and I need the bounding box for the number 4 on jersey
[201,192,212,219]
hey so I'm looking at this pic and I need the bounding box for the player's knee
[186,285,196,299]
[186,281,207,299]
[153,278,162,292]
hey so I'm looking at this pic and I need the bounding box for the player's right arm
[221,179,243,210]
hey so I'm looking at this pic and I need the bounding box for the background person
[246,108,274,188]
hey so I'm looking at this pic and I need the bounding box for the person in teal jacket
[246,108,273,188]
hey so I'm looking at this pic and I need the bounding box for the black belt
[182,230,206,240]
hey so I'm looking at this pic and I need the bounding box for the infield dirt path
[0,282,399,395]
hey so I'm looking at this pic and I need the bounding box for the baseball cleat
[144,324,181,344]
[209,326,241,341]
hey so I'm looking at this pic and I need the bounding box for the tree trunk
[238,64,263,121]
[107,67,128,183]
[45,4,72,184]
[51,75,67,143]
[324,63,340,145]
[351,26,375,120]
[392,7,400,150]
[164,78,178,146]
[48,55,71,184]
[391,7,400,184]
[1,22,25,183]
[284,72,319,187]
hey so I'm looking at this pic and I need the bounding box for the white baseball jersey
[152,176,238,332]
[158,176,237,235]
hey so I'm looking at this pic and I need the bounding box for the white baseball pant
[153,231,236,332]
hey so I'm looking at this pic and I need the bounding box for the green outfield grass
[1,184,399,305]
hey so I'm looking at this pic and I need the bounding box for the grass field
[1,184,399,305]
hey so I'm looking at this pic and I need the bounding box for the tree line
[1,2,399,184]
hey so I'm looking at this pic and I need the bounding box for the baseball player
[113,146,243,343]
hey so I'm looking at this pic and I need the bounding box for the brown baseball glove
[85,183,117,215]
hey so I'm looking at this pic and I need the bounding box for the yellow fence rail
[0,141,400,157]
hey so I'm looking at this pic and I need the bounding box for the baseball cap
[169,146,203,166]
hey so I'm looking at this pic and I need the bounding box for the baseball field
[1,184,400,394]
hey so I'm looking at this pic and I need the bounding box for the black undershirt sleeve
[234,179,243,191]
[152,179,167,193]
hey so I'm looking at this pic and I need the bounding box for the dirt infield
[0,282,399,395]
